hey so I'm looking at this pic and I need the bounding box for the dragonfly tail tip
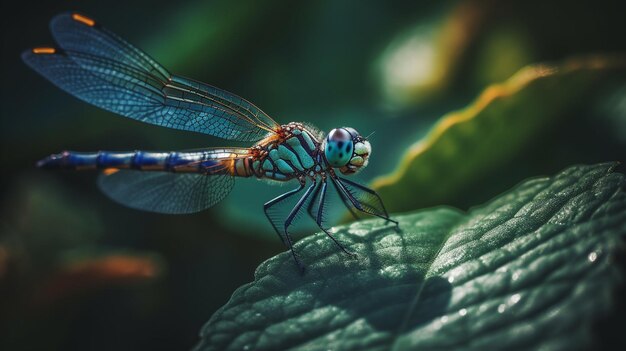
[36,154,62,169]
[35,158,48,168]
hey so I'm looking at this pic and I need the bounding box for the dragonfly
[23,12,397,272]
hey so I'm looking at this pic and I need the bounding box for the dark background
[1,0,625,350]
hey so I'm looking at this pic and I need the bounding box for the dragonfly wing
[96,147,251,214]
[50,12,170,82]
[22,49,165,120]
[22,12,279,142]
[164,75,280,141]
[98,170,234,214]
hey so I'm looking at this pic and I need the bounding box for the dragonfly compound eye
[324,128,354,167]
[340,139,371,175]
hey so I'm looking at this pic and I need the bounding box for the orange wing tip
[72,13,95,27]
[32,47,56,54]
[103,168,120,176]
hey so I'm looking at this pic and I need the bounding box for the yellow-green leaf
[372,56,626,212]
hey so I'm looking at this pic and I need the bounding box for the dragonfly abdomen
[36,150,231,174]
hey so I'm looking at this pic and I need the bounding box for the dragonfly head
[323,127,371,175]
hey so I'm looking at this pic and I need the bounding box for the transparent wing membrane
[96,147,249,213]
[22,50,165,118]
[165,76,279,137]
[23,12,279,142]
[98,170,234,214]
[50,13,170,82]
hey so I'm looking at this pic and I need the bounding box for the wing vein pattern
[21,13,279,142]
[96,147,250,214]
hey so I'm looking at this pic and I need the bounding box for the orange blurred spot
[35,254,161,305]
[72,13,95,27]
[67,255,158,279]
[32,47,56,54]
[103,168,119,175]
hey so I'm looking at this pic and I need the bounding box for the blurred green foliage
[373,56,626,212]
[196,163,626,350]
[1,0,625,350]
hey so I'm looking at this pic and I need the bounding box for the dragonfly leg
[330,180,360,220]
[315,181,357,257]
[264,181,305,247]
[283,179,318,273]
[306,181,322,221]
[333,176,399,229]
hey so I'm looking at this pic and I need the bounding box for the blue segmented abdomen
[36,150,230,174]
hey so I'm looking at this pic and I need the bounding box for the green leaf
[372,56,626,213]
[195,163,626,350]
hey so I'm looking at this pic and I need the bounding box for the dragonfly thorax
[323,127,371,175]
[249,122,325,181]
